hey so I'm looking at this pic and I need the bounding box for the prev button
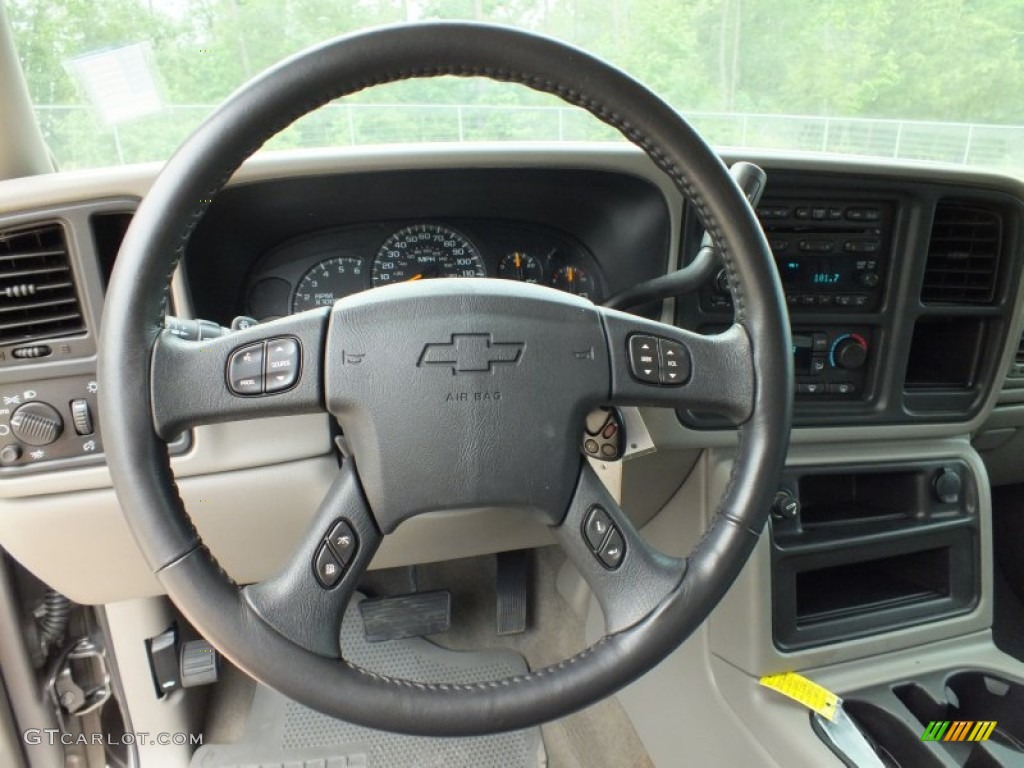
[227,343,264,395]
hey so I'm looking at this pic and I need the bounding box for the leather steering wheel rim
[98,22,792,736]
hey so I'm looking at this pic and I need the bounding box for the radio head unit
[703,200,894,313]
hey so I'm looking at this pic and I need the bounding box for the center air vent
[0,223,84,346]
[922,204,1001,305]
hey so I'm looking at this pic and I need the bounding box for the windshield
[6,1,1024,175]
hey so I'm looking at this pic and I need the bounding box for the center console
[770,460,980,651]
[677,173,1024,430]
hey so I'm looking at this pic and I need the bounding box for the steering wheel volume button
[627,335,660,383]
[326,520,358,564]
[658,339,691,385]
[313,543,343,589]
[227,343,265,395]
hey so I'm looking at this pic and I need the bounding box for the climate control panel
[793,327,872,398]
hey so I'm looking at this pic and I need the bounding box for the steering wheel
[98,22,792,736]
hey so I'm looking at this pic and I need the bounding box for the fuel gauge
[550,265,595,299]
[498,251,544,283]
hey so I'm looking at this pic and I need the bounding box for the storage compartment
[795,548,950,625]
[799,470,920,527]
[772,460,979,650]
[905,318,986,390]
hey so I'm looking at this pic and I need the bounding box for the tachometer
[550,265,595,299]
[292,256,366,312]
[498,251,544,283]
[371,224,485,286]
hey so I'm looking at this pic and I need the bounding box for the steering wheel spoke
[553,463,684,634]
[599,307,754,424]
[150,308,329,438]
[243,461,381,657]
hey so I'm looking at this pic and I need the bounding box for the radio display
[779,257,856,291]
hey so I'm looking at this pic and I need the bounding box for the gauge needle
[406,273,423,281]
[567,267,575,284]
[515,253,522,270]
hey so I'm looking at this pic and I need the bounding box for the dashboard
[0,145,1023,607]
[247,218,603,320]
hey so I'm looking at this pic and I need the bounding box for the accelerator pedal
[496,550,530,636]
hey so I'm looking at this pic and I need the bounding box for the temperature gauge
[550,265,595,299]
[498,251,544,283]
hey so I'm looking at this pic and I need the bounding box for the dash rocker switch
[70,399,94,436]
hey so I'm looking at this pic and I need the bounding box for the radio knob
[833,336,868,370]
[10,402,64,446]
[858,271,880,288]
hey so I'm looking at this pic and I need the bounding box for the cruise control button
[658,338,691,386]
[326,520,357,564]
[265,337,300,393]
[583,506,613,551]
[628,335,660,384]
[314,543,343,588]
[227,343,264,395]
[598,529,625,569]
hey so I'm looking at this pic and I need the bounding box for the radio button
[797,382,825,395]
[828,382,858,395]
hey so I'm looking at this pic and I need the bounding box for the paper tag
[759,672,841,722]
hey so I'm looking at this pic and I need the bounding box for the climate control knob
[831,335,868,370]
[10,402,63,446]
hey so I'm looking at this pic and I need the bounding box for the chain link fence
[33,103,1024,174]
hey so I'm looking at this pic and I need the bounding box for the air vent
[1014,333,1024,376]
[922,204,1001,305]
[0,223,84,346]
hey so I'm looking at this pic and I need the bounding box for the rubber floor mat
[191,595,545,768]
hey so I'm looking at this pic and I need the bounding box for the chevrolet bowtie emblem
[418,333,524,374]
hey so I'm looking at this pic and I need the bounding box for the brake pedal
[496,550,530,636]
[359,590,451,642]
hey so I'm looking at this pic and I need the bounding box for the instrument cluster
[245,220,602,321]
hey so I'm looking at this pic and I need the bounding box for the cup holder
[895,672,1024,753]
[835,670,1024,767]
[842,700,945,767]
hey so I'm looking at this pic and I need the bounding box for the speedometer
[371,224,485,287]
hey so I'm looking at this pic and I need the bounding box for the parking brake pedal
[496,550,530,636]
[359,590,451,642]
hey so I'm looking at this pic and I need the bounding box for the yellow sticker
[759,672,841,722]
